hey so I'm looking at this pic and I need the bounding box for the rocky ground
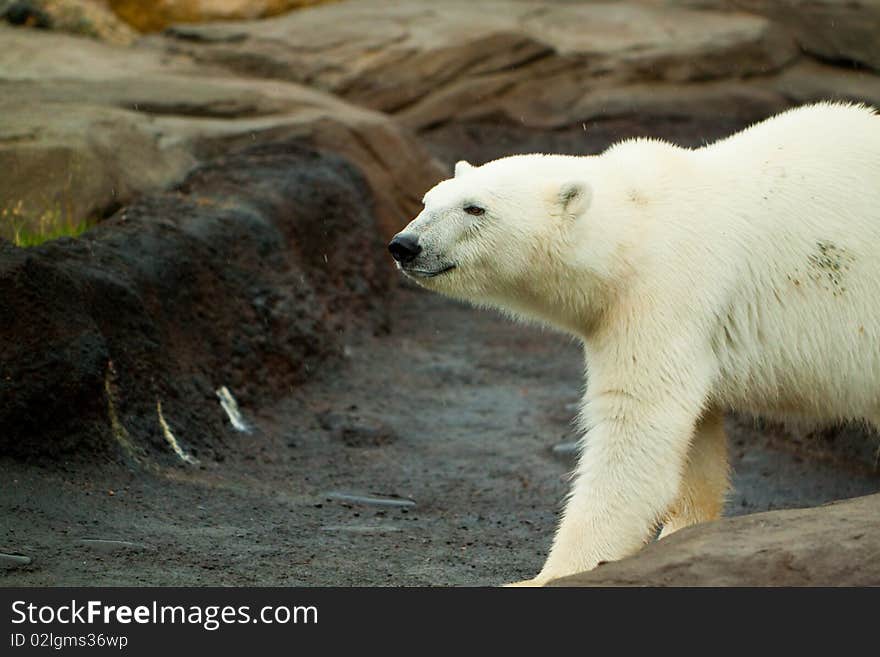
[3,286,880,586]
[3,0,880,586]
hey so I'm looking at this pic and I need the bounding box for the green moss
[12,219,92,247]
[2,201,94,248]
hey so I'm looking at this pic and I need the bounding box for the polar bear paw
[503,576,550,587]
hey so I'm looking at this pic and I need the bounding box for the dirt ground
[2,283,880,586]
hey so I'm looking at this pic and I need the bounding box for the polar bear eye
[464,205,485,216]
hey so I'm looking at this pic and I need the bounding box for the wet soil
[3,284,879,586]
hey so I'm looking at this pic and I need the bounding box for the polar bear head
[389,154,600,326]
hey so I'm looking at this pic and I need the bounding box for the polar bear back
[653,103,880,425]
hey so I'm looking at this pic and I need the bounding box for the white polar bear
[388,102,880,586]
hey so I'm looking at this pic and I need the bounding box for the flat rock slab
[159,0,799,130]
[79,539,154,553]
[154,0,880,165]
[325,492,416,508]
[0,553,32,569]
[550,492,880,587]
[320,525,402,533]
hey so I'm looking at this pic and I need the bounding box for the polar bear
[388,102,880,586]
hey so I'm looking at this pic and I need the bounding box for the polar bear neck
[483,258,613,338]
[489,141,689,339]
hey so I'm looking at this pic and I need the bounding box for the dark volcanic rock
[0,247,111,457]
[0,141,390,462]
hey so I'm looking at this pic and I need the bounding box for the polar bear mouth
[401,263,456,278]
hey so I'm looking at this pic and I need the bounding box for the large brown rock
[550,493,880,586]
[723,0,880,73]
[157,0,880,165]
[0,101,196,240]
[762,59,880,109]
[107,0,331,32]
[0,26,444,241]
[0,0,136,44]
[159,0,800,131]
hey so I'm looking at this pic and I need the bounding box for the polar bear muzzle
[388,233,422,265]
[388,231,456,279]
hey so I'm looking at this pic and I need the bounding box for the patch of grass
[2,200,94,248]
[11,219,93,247]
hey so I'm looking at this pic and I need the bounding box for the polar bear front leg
[658,409,729,539]
[513,364,711,586]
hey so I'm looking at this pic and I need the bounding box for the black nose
[388,233,422,264]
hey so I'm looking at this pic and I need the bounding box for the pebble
[325,492,416,508]
[0,553,31,569]
[79,539,153,553]
[320,525,402,533]
[317,411,396,448]
[551,441,580,458]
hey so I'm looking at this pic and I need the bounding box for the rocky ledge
[159,0,880,162]
[551,491,880,586]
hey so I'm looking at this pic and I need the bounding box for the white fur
[394,102,880,585]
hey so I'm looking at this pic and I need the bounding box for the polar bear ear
[454,160,474,177]
[556,181,592,218]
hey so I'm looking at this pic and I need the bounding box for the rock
[0,23,201,80]
[1,0,51,27]
[155,0,880,166]
[0,101,196,242]
[551,442,578,459]
[0,141,391,461]
[0,247,112,456]
[79,539,153,552]
[159,0,799,131]
[726,0,880,73]
[763,59,880,109]
[320,524,402,533]
[549,493,880,586]
[325,492,416,508]
[107,0,332,33]
[1,0,137,44]
[0,26,202,240]
[317,409,397,447]
[0,552,32,569]
[216,386,250,433]
[149,94,444,239]
[0,25,444,241]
